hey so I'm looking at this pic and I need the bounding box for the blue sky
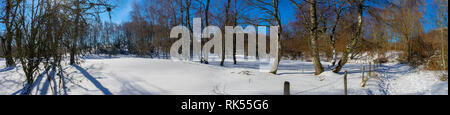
[0,0,137,31]
[101,0,297,25]
[100,0,137,24]
[104,0,445,31]
[422,0,447,32]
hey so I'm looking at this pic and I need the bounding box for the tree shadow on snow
[11,68,49,95]
[40,69,57,95]
[73,65,113,95]
[277,72,316,75]
[0,66,14,73]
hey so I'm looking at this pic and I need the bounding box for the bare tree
[383,0,425,66]
[247,0,282,74]
[290,0,325,75]
[14,0,47,94]
[0,0,20,67]
[233,0,237,65]
[328,0,346,67]
[3,0,114,95]
[196,0,211,63]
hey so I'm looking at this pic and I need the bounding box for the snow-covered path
[0,57,447,95]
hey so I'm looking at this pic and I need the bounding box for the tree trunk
[180,0,184,26]
[200,0,211,64]
[205,0,210,27]
[269,0,282,74]
[221,0,231,66]
[4,29,15,67]
[233,0,237,65]
[441,26,446,70]
[70,0,81,65]
[186,0,192,32]
[329,5,343,67]
[3,0,16,67]
[309,0,324,75]
[333,0,364,73]
[438,1,447,70]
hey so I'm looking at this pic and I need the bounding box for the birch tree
[248,0,283,74]
[220,0,232,66]
[290,0,325,75]
[0,0,20,67]
[67,0,114,65]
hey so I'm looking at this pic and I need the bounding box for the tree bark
[269,0,282,74]
[205,0,210,27]
[309,0,324,75]
[221,0,231,66]
[329,1,343,67]
[70,0,81,65]
[202,0,210,64]
[438,0,447,70]
[333,0,364,73]
[233,0,237,65]
[2,0,16,67]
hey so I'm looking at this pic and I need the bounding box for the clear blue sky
[0,0,444,33]
[101,0,297,25]
[422,0,447,32]
[100,0,137,24]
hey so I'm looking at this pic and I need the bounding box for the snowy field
[0,55,447,95]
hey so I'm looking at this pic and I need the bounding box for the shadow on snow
[11,68,49,95]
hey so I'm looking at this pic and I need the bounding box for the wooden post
[362,66,365,81]
[373,63,376,72]
[361,66,367,87]
[284,81,290,95]
[344,71,348,95]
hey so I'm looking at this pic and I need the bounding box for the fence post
[361,66,367,87]
[284,81,290,95]
[374,63,376,73]
[375,61,378,69]
[344,71,348,95]
[362,66,365,82]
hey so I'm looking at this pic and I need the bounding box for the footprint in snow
[231,71,252,76]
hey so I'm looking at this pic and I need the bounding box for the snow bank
[0,57,447,95]
[386,71,448,95]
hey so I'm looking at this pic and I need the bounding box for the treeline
[93,0,286,73]
[0,0,447,94]
[0,0,114,94]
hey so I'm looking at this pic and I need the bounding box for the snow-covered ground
[0,55,447,95]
